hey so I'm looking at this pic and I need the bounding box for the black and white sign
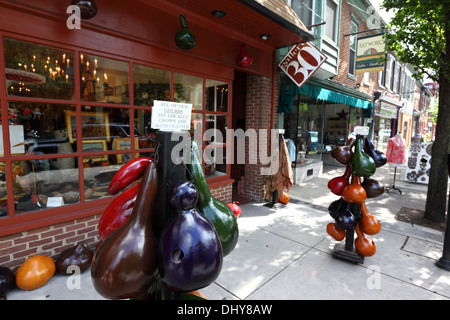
[151,100,192,131]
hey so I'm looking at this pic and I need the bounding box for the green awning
[297,82,374,109]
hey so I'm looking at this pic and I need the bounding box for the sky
[369,0,395,23]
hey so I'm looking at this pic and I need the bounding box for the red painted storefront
[0,0,312,267]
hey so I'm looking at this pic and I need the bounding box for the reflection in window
[6,103,76,159]
[133,64,170,106]
[13,157,80,214]
[4,38,75,100]
[80,53,129,104]
[204,146,227,178]
[134,109,155,151]
[174,72,203,110]
[205,79,228,112]
[83,156,115,202]
[205,114,228,145]
[76,106,130,155]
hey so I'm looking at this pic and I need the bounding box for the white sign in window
[151,100,192,131]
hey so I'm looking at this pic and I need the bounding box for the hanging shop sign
[151,100,192,131]
[356,33,385,74]
[278,42,327,89]
[374,102,397,119]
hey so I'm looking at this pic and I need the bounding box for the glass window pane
[134,109,156,152]
[174,73,203,110]
[0,161,9,217]
[205,79,229,112]
[76,106,130,155]
[205,114,228,145]
[190,112,203,146]
[6,103,76,159]
[80,53,129,104]
[4,38,75,100]
[13,157,79,213]
[204,146,227,178]
[133,64,170,106]
[83,156,116,201]
[325,0,337,41]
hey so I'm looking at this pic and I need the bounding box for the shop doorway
[231,70,247,198]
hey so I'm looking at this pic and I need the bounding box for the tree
[382,0,450,222]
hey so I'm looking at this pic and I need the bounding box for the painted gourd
[108,157,152,195]
[326,223,346,241]
[158,180,223,292]
[358,201,381,235]
[56,242,93,275]
[236,43,253,67]
[278,191,290,204]
[331,138,356,165]
[227,201,242,218]
[364,137,387,168]
[16,254,55,290]
[327,165,351,195]
[98,184,140,240]
[361,177,385,198]
[91,161,159,300]
[351,137,376,177]
[175,15,196,50]
[355,223,376,257]
[0,266,15,296]
[186,140,238,257]
[71,0,97,19]
[334,201,356,230]
[328,197,345,219]
[342,176,367,204]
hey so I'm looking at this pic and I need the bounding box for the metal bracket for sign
[331,229,364,264]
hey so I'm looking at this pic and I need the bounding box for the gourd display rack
[327,134,387,264]
[90,130,239,300]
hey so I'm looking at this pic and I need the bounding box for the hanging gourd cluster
[327,136,387,257]
[91,140,239,300]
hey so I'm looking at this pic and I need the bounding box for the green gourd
[351,136,376,177]
[186,140,238,257]
[175,15,196,50]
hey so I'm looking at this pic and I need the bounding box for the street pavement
[5,162,450,300]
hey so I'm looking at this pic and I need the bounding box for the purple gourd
[364,137,387,168]
[158,180,223,292]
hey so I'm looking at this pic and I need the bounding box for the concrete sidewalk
[6,199,450,300]
[6,163,450,300]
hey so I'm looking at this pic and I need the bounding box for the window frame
[0,33,233,234]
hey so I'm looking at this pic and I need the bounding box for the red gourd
[359,201,381,235]
[227,201,241,218]
[342,176,367,204]
[98,184,140,240]
[327,165,351,195]
[355,223,376,257]
[236,43,253,68]
[107,157,152,195]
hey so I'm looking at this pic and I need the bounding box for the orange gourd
[326,223,346,241]
[355,223,376,257]
[341,176,367,204]
[359,202,381,235]
[278,191,290,204]
[16,254,56,290]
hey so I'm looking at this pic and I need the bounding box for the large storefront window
[0,37,232,220]
[4,38,75,100]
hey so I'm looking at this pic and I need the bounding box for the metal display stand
[385,166,402,194]
[331,229,364,264]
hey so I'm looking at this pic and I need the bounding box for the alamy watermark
[170,128,281,176]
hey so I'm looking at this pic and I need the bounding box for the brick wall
[0,214,101,269]
[244,73,275,201]
[0,184,233,269]
[210,183,232,204]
